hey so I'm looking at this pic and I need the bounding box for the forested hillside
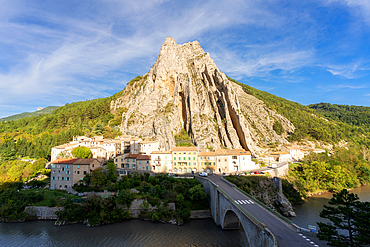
[229,77,369,147]
[0,97,115,161]
[309,103,370,132]
[1,76,369,163]
[0,106,60,122]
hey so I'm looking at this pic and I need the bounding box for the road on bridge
[205,175,326,247]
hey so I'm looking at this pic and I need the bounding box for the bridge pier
[197,177,276,247]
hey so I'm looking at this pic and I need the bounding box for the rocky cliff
[111,37,295,154]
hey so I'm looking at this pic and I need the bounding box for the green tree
[106,161,117,182]
[317,189,370,247]
[71,146,91,159]
[90,167,107,188]
[188,184,207,201]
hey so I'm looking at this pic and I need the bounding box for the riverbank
[290,184,370,230]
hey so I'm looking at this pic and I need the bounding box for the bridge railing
[221,177,294,226]
[217,186,277,247]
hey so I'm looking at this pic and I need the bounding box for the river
[1,186,369,246]
[290,185,370,230]
[0,218,248,247]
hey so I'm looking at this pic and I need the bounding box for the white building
[150,151,172,173]
[139,141,159,155]
[271,151,292,162]
[284,147,305,161]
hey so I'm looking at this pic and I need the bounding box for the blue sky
[1,0,370,118]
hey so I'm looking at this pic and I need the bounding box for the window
[193,157,195,160]
[139,166,141,169]
[57,165,60,168]
[174,157,176,160]
[174,162,176,166]
[62,167,65,171]
[67,177,70,181]
[52,177,55,180]
[52,165,55,168]
[193,152,196,154]
[84,171,87,174]
[139,161,142,164]
[115,159,118,162]
[121,159,123,162]
[62,177,64,180]
[193,162,196,166]
[232,156,237,159]
[66,165,70,168]
[146,166,148,170]
[77,171,80,174]
[77,165,80,169]
[183,157,186,160]
[165,156,167,159]
[188,157,190,160]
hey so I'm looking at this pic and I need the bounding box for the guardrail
[221,177,293,226]
[217,186,277,247]
[198,176,277,247]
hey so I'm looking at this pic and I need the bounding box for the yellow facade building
[171,147,198,174]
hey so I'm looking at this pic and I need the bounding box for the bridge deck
[206,175,326,247]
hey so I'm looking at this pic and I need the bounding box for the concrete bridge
[197,176,321,247]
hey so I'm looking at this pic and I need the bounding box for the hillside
[0,106,60,122]
[0,37,369,161]
[231,79,365,144]
[0,97,115,160]
[309,103,370,132]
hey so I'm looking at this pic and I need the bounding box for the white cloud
[325,0,370,23]
[1,0,370,116]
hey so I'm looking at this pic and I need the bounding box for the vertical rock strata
[110,37,295,155]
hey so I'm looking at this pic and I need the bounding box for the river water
[290,185,370,230]
[0,218,248,247]
[1,186,369,246]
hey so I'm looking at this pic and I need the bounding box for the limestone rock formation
[110,37,295,154]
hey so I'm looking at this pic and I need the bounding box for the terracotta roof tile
[172,147,197,151]
[51,158,79,164]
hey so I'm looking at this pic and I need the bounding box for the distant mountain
[309,103,370,132]
[0,106,60,122]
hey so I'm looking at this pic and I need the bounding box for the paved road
[205,175,322,247]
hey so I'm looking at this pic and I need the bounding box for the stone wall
[190,210,211,219]
[25,206,62,220]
